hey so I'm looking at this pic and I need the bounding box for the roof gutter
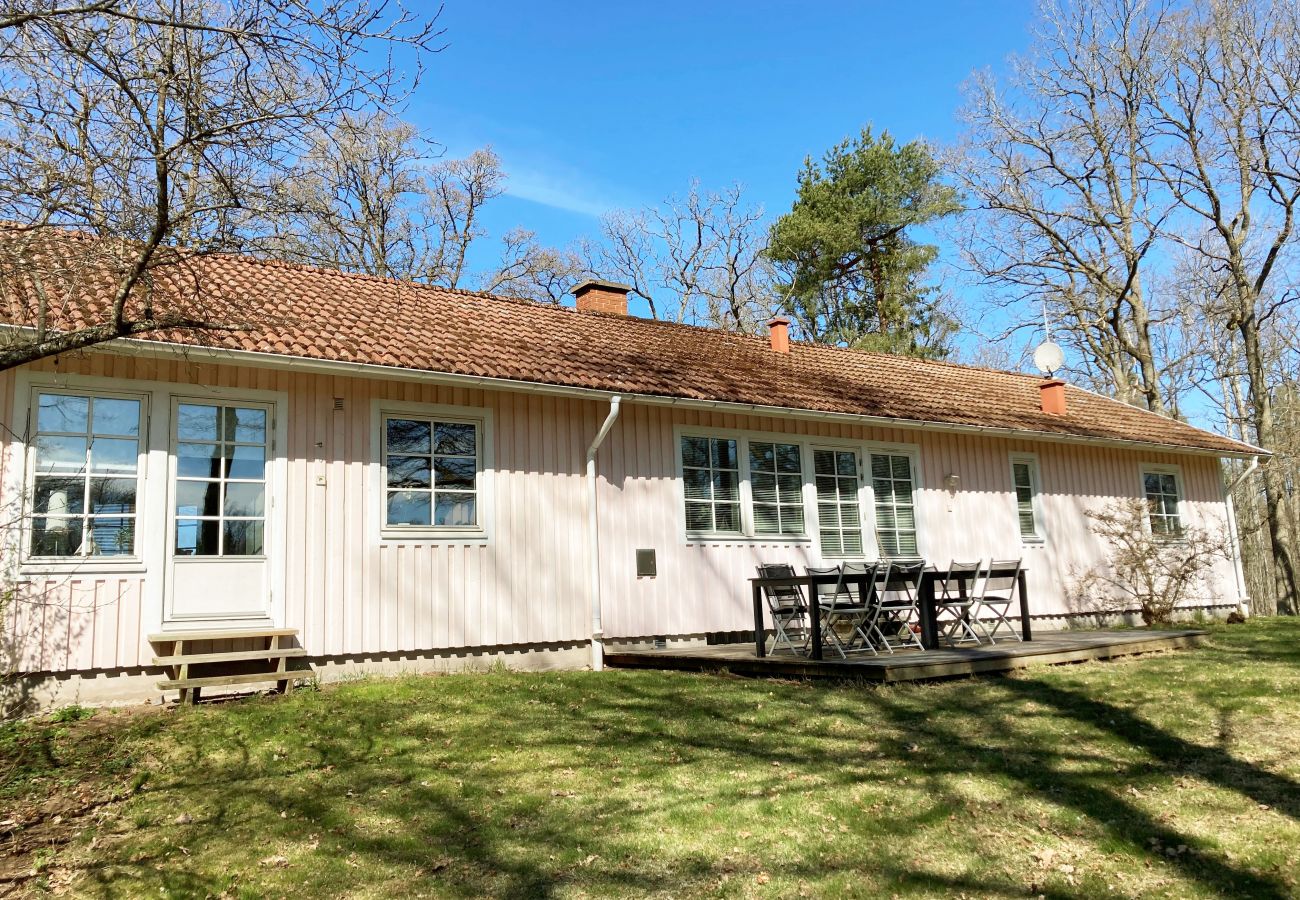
[585,395,622,672]
[47,331,1267,460]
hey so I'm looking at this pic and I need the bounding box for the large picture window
[28,390,143,558]
[383,416,480,530]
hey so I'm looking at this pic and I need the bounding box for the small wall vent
[333,397,345,411]
[635,548,657,578]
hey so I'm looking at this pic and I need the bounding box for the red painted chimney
[1040,379,1066,415]
[767,316,791,353]
[572,279,631,316]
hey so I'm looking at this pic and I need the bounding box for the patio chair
[806,565,870,658]
[873,560,927,652]
[936,560,986,646]
[972,559,1025,643]
[755,563,810,655]
[842,561,886,655]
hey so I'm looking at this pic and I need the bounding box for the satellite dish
[1034,340,1065,377]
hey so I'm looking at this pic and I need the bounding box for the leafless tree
[421,148,505,290]
[1145,0,1300,612]
[592,182,776,330]
[0,0,443,371]
[273,113,433,280]
[480,228,593,303]
[954,0,1175,412]
[271,118,505,289]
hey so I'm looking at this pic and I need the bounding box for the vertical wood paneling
[4,352,1244,674]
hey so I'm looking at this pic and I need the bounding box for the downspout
[586,395,622,671]
[1223,455,1260,615]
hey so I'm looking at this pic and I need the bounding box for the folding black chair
[841,561,887,655]
[972,559,1024,643]
[806,565,870,658]
[936,560,986,646]
[874,560,926,652]
[755,563,810,655]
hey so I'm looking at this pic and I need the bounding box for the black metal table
[750,565,1032,658]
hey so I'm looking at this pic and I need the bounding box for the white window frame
[19,384,151,569]
[865,446,924,560]
[1009,452,1045,543]
[675,425,814,543]
[680,434,745,536]
[672,424,923,557]
[747,438,809,537]
[170,397,274,559]
[1139,462,1185,540]
[812,444,866,558]
[371,399,494,543]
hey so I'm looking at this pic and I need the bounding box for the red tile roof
[1,234,1258,456]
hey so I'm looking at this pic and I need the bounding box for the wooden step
[152,647,308,666]
[157,670,313,690]
[148,627,297,643]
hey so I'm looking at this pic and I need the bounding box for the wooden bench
[148,628,313,704]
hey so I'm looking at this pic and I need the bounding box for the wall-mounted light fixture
[944,473,961,492]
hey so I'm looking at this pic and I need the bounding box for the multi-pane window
[681,436,741,533]
[28,391,142,558]
[1143,469,1182,537]
[871,453,918,558]
[1011,457,1041,540]
[814,449,863,557]
[174,403,269,556]
[384,417,479,529]
[749,442,805,535]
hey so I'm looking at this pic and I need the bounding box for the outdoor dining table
[749,564,1033,659]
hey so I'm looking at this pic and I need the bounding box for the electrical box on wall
[635,549,657,578]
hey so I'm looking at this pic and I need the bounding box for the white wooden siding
[0,353,1240,674]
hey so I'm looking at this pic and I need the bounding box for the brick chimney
[1040,379,1066,415]
[573,279,631,316]
[767,316,791,353]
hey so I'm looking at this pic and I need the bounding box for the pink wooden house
[0,246,1261,705]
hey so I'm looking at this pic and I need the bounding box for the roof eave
[80,335,1265,460]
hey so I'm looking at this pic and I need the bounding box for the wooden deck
[605,629,1207,683]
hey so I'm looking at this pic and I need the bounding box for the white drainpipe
[1223,455,1260,615]
[586,395,622,671]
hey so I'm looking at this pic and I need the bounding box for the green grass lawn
[3,619,1299,899]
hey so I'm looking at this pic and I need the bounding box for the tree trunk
[1242,321,1299,614]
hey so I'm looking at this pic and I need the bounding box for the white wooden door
[164,399,275,622]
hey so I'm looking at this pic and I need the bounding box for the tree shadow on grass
[64,665,1300,899]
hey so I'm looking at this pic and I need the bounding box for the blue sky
[402,1,1036,334]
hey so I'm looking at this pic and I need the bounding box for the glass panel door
[166,399,274,622]
[174,403,268,557]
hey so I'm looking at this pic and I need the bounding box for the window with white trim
[814,448,863,556]
[1142,468,1183,538]
[870,452,918,558]
[1010,455,1042,540]
[749,441,805,535]
[681,436,741,533]
[383,416,481,530]
[27,390,144,559]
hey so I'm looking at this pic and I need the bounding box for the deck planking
[604,629,1207,682]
